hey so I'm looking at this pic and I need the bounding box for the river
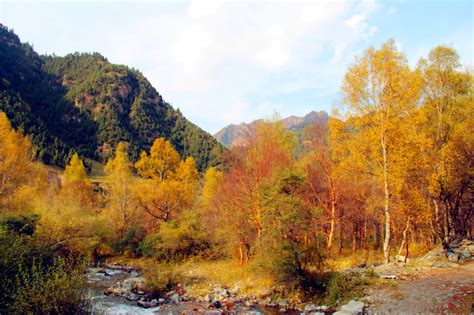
[85,266,298,314]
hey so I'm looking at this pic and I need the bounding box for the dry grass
[326,249,384,271]
[109,257,274,297]
[174,259,274,296]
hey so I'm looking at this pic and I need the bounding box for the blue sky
[0,0,472,134]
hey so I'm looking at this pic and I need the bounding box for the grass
[326,249,384,271]
[37,160,107,183]
[110,257,274,297]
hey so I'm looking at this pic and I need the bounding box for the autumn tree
[301,122,342,251]
[211,121,297,264]
[104,142,137,237]
[417,46,473,241]
[135,138,181,181]
[340,40,421,263]
[135,138,198,225]
[0,112,34,209]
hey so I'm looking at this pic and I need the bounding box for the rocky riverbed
[86,264,307,314]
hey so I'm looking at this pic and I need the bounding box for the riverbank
[87,240,474,314]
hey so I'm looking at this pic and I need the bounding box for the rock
[338,300,365,315]
[170,293,180,305]
[396,255,410,263]
[461,250,471,259]
[158,298,166,304]
[277,298,289,306]
[223,302,235,309]
[122,277,146,292]
[256,288,275,298]
[448,252,460,262]
[379,274,398,279]
[304,304,318,312]
[104,287,122,296]
[124,293,139,301]
[431,262,447,268]
[230,284,241,295]
[137,300,156,308]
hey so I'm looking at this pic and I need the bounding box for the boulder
[256,288,275,298]
[304,304,318,312]
[122,277,146,292]
[334,300,364,315]
[170,293,180,305]
[396,255,410,263]
[104,287,123,296]
[137,299,158,308]
[277,298,289,307]
[448,252,460,262]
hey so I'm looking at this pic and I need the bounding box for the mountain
[214,111,329,147]
[0,24,222,171]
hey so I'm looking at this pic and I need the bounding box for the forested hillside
[0,24,222,171]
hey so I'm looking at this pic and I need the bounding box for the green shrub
[324,272,368,306]
[0,215,90,314]
[139,215,211,261]
[11,257,90,314]
[144,263,182,298]
[0,213,39,235]
[112,225,145,255]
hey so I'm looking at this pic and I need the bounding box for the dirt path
[367,262,474,314]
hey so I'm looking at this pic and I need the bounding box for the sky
[0,0,472,134]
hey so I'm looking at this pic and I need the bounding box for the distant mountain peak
[214,111,328,147]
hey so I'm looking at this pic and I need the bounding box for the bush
[139,215,211,261]
[0,215,90,314]
[11,257,90,314]
[324,272,368,306]
[111,225,145,256]
[143,263,182,298]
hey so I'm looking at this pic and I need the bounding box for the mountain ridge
[214,110,329,147]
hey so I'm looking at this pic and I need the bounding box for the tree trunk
[339,214,343,254]
[382,139,391,264]
[433,199,443,242]
[352,223,357,252]
[327,195,337,250]
[443,201,450,243]
[397,218,410,264]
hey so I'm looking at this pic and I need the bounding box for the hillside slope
[214,111,328,147]
[0,24,222,171]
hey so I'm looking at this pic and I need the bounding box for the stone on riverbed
[122,276,146,292]
[333,300,365,315]
[170,293,180,304]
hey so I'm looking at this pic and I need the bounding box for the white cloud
[101,0,381,133]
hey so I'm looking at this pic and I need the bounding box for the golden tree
[135,138,198,225]
[0,112,34,208]
[104,142,137,236]
[341,40,421,263]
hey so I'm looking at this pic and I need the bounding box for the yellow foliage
[63,153,90,186]
[0,112,34,208]
[135,138,181,181]
[103,142,138,237]
[135,139,199,225]
[201,167,223,207]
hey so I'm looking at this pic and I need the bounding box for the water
[85,266,298,314]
